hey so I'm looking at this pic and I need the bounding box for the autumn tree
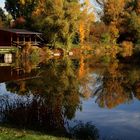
[96,0,140,43]
[94,0,140,57]
[123,0,140,44]
[79,0,94,44]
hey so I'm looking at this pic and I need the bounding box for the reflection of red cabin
[0,66,38,83]
[0,28,42,47]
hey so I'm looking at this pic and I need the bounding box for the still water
[0,56,140,140]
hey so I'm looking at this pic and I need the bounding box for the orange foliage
[79,0,94,44]
[96,61,129,109]
[32,0,46,16]
[108,24,119,39]
[20,0,26,5]
[79,22,85,44]
[78,56,85,78]
[121,41,133,57]
[103,0,125,25]
[136,0,140,14]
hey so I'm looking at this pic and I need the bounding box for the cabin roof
[0,28,42,35]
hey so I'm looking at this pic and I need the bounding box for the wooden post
[11,34,13,47]
[29,36,31,43]
[35,35,37,45]
[23,35,25,45]
[17,35,19,45]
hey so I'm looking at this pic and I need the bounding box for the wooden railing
[12,41,41,48]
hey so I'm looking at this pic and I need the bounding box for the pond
[0,55,140,140]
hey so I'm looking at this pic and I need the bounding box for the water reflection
[0,55,140,139]
[0,57,81,134]
[69,121,99,140]
[1,95,66,131]
[92,59,140,109]
[93,59,132,109]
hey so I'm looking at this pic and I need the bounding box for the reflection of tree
[14,56,39,74]
[69,121,99,140]
[5,57,81,131]
[77,56,95,99]
[94,60,133,109]
[134,82,140,100]
[6,81,29,94]
[1,96,65,132]
[130,68,140,100]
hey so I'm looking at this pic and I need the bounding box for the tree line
[93,0,140,57]
[0,0,140,56]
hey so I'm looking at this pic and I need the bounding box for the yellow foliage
[104,0,125,22]
[33,0,64,16]
[19,0,33,5]
[20,0,25,5]
[121,41,133,57]
[109,45,119,58]
[108,24,119,39]
[54,0,63,7]
[78,0,95,44]
[98,60,129,109]
[85,0,90,6]
[99,79,128,109]
[32,0,45,16]
[81,43,93,50]
[79,22,85,44]
[108,60,119,77]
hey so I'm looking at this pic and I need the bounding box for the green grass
[0,126,69,140]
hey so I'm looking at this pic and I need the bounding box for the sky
[0,0,5,9]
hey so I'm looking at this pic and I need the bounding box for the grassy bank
[0,126,69,140]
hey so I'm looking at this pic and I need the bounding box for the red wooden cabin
[0,28,42,47]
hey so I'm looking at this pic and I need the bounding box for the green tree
[5,0,38,27]
[0,8,6,27]
[32,0,81,49]
[123,0,140,44]
[0,8,6,21]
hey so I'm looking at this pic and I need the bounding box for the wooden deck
[0,63,12,66]
[0,46,16,53]
[12,41,41,47]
